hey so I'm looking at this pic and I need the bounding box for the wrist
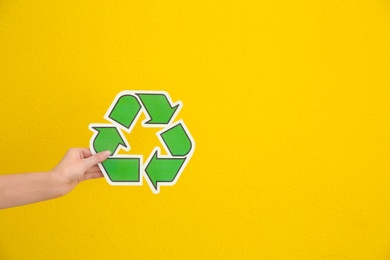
[48,169,74,197]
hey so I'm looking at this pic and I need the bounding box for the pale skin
[0,148,110,209]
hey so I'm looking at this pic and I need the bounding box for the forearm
[0,148,109,210]
[0,171,68,209]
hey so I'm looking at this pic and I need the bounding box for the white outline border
[89,91,195,193]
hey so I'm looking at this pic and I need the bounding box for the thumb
[83,150,111,169]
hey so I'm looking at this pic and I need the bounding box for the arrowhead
[147,152,160,189]
[145,150,186,192]
[91,126,127,154]
[145,104,179,124]
[137,93,181,125]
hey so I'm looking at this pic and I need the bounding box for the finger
[83,150,111,169]
[85,165,101,174]
[80,148,93,158]
[84,171,104,180]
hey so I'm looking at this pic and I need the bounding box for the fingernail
[103,150,111,157]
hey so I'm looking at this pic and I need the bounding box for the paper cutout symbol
[89,91,195,194]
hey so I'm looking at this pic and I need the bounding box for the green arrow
[160,123,192,156]
[137,93,179,124]
[101,158,140,182]
[91,126,127,155]
[108,94,141,129]
[145,150,186,191]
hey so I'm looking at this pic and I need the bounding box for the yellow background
[1,1,390,259]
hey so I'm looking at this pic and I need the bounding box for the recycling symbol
[89,91,195,194]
